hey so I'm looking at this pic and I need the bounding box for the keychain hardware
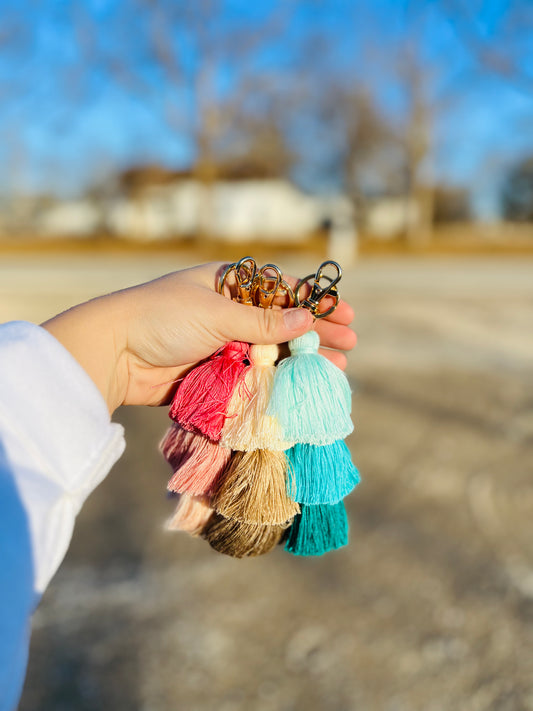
[252,264,282,309]
[294,260,342,319]
[252,264,295,309]
[218,256,257,304]
[219,258,295,309]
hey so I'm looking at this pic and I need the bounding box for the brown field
[3,250,532,711]
[1,221,533,262]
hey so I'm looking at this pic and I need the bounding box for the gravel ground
[3,253,532,711]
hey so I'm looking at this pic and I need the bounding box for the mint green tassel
[266,331,353,445]
[286,440,360,505]
[285,501,348,556]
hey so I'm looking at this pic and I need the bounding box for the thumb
[217,300,314,345]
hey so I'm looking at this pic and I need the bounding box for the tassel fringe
[166,495,214,536]
[161,424,231,495]
[286,440,360,505]
[285,501,349,556]
[204,513,286,558]
[221,344,291,451]
[169,341,250,441]
[213,449,299,525]
[267,331,353,445]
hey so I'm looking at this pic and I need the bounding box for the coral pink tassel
[160,423,231,495]
[169,341,250,441]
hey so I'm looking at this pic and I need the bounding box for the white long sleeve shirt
[0,321,125,710]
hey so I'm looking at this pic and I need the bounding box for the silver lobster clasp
[294,260,342,318]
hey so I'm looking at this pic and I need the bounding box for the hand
[42,262,357,414]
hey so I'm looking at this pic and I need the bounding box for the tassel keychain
[160,257,359,558]
[159,258,256,540]
[266,261,359,556]
[208,264,299,555]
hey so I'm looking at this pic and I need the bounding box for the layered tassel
[169,341,250,441]
[267,330,357,556]
[284,502,349,556]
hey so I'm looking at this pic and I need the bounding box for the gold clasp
[251,264,295,309]
[294,260,342,318]
[252,263,282,308]
[218,256,257,305]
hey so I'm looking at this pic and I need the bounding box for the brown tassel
[203,513,286,558]
[212,449,299,525]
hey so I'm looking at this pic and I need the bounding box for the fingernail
[283,308,311,331]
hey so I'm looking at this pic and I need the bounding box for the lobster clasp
[294,260,342,318]
[251,263,295,309]
[218,256,257,305]
[252,263,282,308]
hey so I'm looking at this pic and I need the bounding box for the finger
[214,298,314,345]
[210,264,355,327]
[314,319,357,351]
[322,299,354,325]
[318,348,348,371]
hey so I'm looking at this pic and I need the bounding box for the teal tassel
[286,440,360,505]
[285,501,348,556]
[266,331,353,445]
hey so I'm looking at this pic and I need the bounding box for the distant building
[1,165,356,256]
[38,200,101,237]
[364,197,419,240]
[105,169,355,244]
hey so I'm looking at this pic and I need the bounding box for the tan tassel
[220,344,292,451]
[212,449,299,525]
[203,513,286,558]
[165,494,214,536]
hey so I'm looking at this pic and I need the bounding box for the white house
[365,197,419,240]
[38,199,101,237]
[105,177,355,245]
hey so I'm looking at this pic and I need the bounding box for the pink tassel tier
[169,341,250,441]
[161,423,231,495]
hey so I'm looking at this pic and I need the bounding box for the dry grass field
[2,251,532,711]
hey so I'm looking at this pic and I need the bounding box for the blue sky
[0,0,532,217]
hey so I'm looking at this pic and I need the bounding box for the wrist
[42,293,129,415]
